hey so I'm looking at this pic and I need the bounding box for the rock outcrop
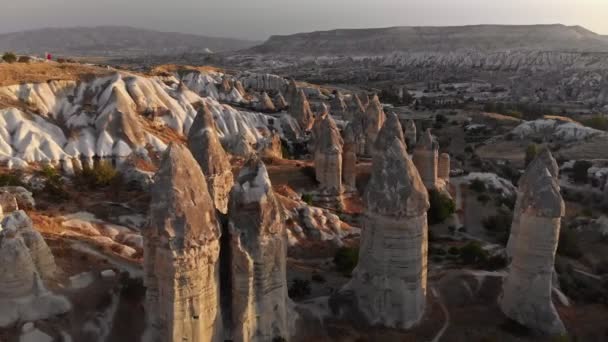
[143,144,223,342]
[345,94,366,123]
[274,93,288,111]
[227,158,293,342]
[363,95,386,155]
[0,211,69,327]
[412,129,439,190]
[342,123,357,191]
[313,113,344,197]
[258,92,276,112]
[187,103,234,214]
[340,136,430,329]
[404,120,417,147]
[499,152,566,335]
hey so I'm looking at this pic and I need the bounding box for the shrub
[448,247,460,255]
[428,189,455,225]
[582,116,608,131]
[17,56,31,63]
[0,172,24,187]
[525,144,538,167]
[311,273,326,283]
[468,179,487,193]
[288,278,311,299]
[460,241,489,264]
[436,114,448,123]
[557,228,582,259]
[477,194,491,205]
[76,162,118,189]
[39,165,69,201]
[481,255,508,271]
[2,52,17,63]
[333,247,359,275]
[301,193,313,205]
[299,165,319,184]
[571,160,592,184]
[482,209,513,233]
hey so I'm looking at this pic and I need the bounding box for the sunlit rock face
[500,157,566,335]
[0,210,69,327]
[313,112,344,196]
[412,129,439,190]
[341,137,430,329]
[227,158,293,342]
[363,95,386,155]
[342,123,357,191]
[187,103,234,214]
[506,149,559,259]
[143,144,223,342]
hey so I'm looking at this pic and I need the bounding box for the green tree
[571,160,592,184]
[2,52,17,63]
[428,189,456,224]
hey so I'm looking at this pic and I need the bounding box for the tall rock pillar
[227,158,293,342]
[313,113,344,198]
[341,135,430,329]
[144,144,223,342]
[187,102,234,214]
[499,161,566,335]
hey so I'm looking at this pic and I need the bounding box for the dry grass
[0,61,114,87]
[149,64,224,76]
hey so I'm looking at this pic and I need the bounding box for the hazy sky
[1,0,606,40]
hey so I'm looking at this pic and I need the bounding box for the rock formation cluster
[0,210,70,327]
[290,89,315,131]
[340,124,430,329]
[187,103,235,214]
[412,129,439,190]
[144,144,223,342]
[500,150,566,335]
[227,158,293,342]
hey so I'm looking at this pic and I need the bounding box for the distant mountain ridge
[0,26,259,57]
[248,24,608,56]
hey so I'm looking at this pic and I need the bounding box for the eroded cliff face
[227,158,293,342]
[341,136,430,329]
[500,151,565,335]
[187,102,234,214]
[144,143,223,342]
